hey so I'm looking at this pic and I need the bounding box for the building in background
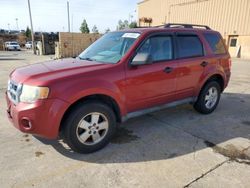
[138,0,250,59]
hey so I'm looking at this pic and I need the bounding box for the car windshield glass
[10,42,18,45]
[78,32,140,64]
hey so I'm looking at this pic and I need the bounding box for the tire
[62,101,117,154]
[194,81,221,114]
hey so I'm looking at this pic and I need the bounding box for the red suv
[6,24,231,153]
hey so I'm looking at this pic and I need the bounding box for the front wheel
[194,81,221,114]
[62,102,117,153]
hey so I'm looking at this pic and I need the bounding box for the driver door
[125,34,178,112]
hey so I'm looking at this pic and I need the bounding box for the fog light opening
[21,118,32,130]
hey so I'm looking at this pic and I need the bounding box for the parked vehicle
[6,24,231,153]
[4,41,21,51]
[25,41,32,49]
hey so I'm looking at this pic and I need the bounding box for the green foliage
[25,26,31,38]
[92,25,99,34]
[105,28,111,33]
[80,19,90,33]
[117,20,129,30]
[129,22,137,28]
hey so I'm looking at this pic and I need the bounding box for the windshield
[10,42,18,45]
[78,32,140,64]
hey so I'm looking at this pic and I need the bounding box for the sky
[0,0,141,33]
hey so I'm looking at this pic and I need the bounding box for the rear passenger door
[174,33,206,100]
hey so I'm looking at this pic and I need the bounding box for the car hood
[10,58,112,84]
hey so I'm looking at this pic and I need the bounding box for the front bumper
[8,46,21,50]
[6,92,69,139]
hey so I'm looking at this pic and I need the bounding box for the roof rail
[164,23,211,30]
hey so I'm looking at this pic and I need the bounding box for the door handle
[164,67,173,73]
[200,61,209,67]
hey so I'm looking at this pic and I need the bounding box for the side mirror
[131,53,152,66]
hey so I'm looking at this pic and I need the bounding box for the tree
[25,26,31,38]
[92,25,99,34]
[117,20,129,30]
[129,21,137,28]
[80,19,90,33]
[124,20,129,28]
[105,28,111,33]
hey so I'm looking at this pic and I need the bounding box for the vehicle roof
[121,27,220,35]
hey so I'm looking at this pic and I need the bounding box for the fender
[195,63,226,97]
[50,78,127,116]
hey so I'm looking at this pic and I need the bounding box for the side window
[137,36,173,62]
[176,35,204,59]
[204,33,226,54]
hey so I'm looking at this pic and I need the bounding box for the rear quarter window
[204,33,226,55]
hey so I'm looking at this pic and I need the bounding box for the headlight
[20,85,49,103]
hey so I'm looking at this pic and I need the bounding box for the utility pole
[129,10,136,24]
[15,18,19,31]
[67,1,70,32]
[27,0,36,54]
[71,13,73,33]
[7,23,10,33]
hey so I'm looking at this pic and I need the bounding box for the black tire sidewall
[63,102,116,153]
[194,81,221,114]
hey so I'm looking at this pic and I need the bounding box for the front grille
[7,80,22,104]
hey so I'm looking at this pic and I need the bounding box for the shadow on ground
[36,92,250,163]
[0,58,25,61]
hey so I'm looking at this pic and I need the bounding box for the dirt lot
[0,51,249,188]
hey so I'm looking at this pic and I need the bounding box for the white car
[25,41,32,49]
[5,41,21,51]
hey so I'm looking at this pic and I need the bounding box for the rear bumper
[5,92,69,139]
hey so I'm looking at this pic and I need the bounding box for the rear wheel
[62,102,117,153]
[194,81,221,114]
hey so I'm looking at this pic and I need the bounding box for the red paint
[5,27,231,139]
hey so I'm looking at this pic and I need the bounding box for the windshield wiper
[78,57,96,61]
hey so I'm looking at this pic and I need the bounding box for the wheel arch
[196,73,225,97]
[59,94,122,133]
[205,74,224,91]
